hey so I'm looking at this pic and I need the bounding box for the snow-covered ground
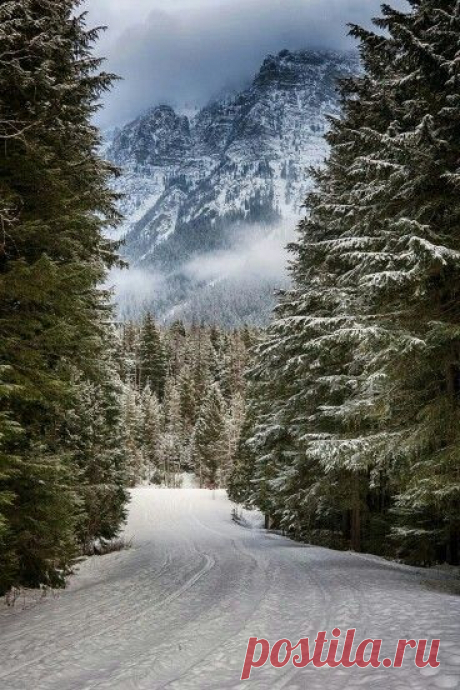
[0,488,459,689]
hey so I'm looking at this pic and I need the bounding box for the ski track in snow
[0,488,459,690]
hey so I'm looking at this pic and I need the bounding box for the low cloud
[107,220,297,320]
[106,266,166,319]
[183,221,296,285]
[86,0,409,129]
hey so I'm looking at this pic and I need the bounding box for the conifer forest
[229,1,460,568]
[0,3,459,689]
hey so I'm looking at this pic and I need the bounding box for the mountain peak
[107,49,359,324]
[255,48,355,90]
[110,104,191,167]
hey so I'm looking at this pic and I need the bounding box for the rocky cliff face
[107,49,359,324]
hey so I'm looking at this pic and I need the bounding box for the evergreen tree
[161,378,185,483]
[67,352,129,552]
[139,313,166,399]
[178,365,197,437]
[0,388,19,590]
[115,321,253,492]
[227,392,246,457]
[166,320,186,384]
[220,332,244,400]
[141,386,162,484]
[122,386,144,485]
[120,322,139,386]
[191,327,215,401]
[237,0,460,564]
[159,433,183,487]
[349,0,460,564]
[0,1,124,591]
[163,378,182,436]
[191,384,228,488]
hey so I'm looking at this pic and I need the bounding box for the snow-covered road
[1,488,459,690]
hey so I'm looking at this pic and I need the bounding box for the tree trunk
[351,482,361,552]
[449,527,459,566]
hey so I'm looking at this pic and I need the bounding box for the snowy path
[0,488,459,690]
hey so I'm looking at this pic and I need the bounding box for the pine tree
[163,378,182,436]
[191,327,215,401]
[159,433,183,488]
[191,383,228,488]
[0,367,23,590]
[315,0,460,561]
[141,386,162,484]
[238,0,460,563]
[139,313,166,399]
[228,407,259,508]
[178,365,196,437]
[166,320,186,384]
[0,1,125,591]
[227,392,245,456]
[220,331,247,401]
[347,0,460,564]
[120,322,139,386]
[122,386,144,485]
[67,351,129,552]
[115,320,253,492]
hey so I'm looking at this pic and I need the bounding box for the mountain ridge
[107,48,359,324]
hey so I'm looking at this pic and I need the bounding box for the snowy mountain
[107,49,359,324]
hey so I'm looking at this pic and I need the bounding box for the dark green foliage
[0,1,128,593]
[139,312,166,399]
[191,384,228,488]
[227,411,257,507]
[235,1,460,565]
[66,344,129,551]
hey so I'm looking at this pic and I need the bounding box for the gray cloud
[85,0,409,129]
[106,220,295,321]
[183,221,295,284]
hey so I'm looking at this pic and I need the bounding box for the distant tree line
[116,316,256,489]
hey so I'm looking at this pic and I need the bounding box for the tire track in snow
[109,499,276,690]
[1,489,459,690]
[151,538,275,690]
[0,489,186,658]
[0,550,174,648]
[245,545,370,690]
[0,552,215,684]
[116,498,274,690]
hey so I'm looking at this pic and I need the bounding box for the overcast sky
[84,0,409,129]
